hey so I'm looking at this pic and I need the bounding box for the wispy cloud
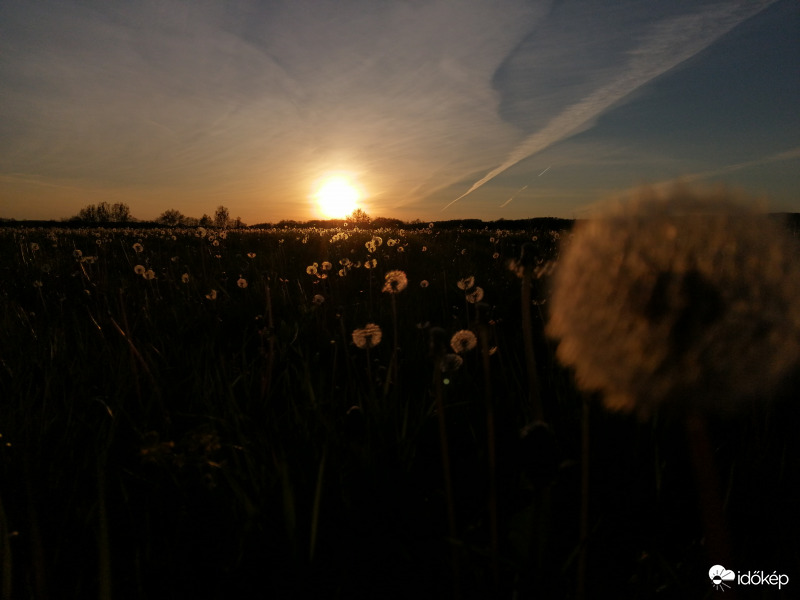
[0,0,549,218]
[646,146,800,189]
[443,0,778,210]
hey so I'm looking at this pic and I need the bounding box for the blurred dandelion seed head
[134,265,146,275]
[441,353,464,372]
[546,186,800,418]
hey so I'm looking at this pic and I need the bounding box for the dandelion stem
[478,320,499,589]
[686,411,734,572]
[384,293,399,399]
[576,394,590,600]
[309,447,326,563]
[0,490,13,600]
[97,459,112,600]
[521,271,543,421]
[433,354,461,600]
[262,280,275,401]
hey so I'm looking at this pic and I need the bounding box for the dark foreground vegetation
[0,222,798,599]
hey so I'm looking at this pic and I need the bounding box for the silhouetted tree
[157,209,187,227]
[348,208,370,225]
[76,201,132,223]
[110,202,131,223]
[95,201,111,222]
[214,205,230,229]
[199,214,213,227]
[78,205,97,222]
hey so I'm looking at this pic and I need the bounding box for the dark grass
[1,224,798,599]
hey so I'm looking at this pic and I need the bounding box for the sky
[1,0,798,224]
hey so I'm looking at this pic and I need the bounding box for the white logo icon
[709,565,735,591]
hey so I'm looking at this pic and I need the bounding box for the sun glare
[314,176,360,219]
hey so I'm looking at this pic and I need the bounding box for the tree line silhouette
[69,202,244,228]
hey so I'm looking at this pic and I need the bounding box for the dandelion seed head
[450,330,477,354]
[313,294,325,305]
[457,276,475,290]
[237,277,248,288]
[206,289,217,300]
[133,243,144,253]
[466,286,484,304]
[134,265,146,275]
[181,273,190,283]
[247,252,256,258]
[352,323,382,349]
[382,270,408,294]
[144,269,156,280]
[306,265,318,275]
[420,280,429,288]
[547,186,800,418]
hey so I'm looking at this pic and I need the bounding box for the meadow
[1,221,798,599]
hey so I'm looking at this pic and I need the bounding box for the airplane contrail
[499,184,528,208]
[441,1,776,211]
[538,166,551,177]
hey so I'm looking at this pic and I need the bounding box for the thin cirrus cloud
[0,0,547,220]
[0,0,795,222]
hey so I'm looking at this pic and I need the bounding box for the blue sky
[1,0,798,223]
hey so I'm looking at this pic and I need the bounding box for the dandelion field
[1,220,798,599]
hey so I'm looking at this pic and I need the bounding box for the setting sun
[314,176,360,219]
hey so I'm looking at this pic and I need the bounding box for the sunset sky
[2,0,798,224]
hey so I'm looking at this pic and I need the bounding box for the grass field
[1,222,798,599]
